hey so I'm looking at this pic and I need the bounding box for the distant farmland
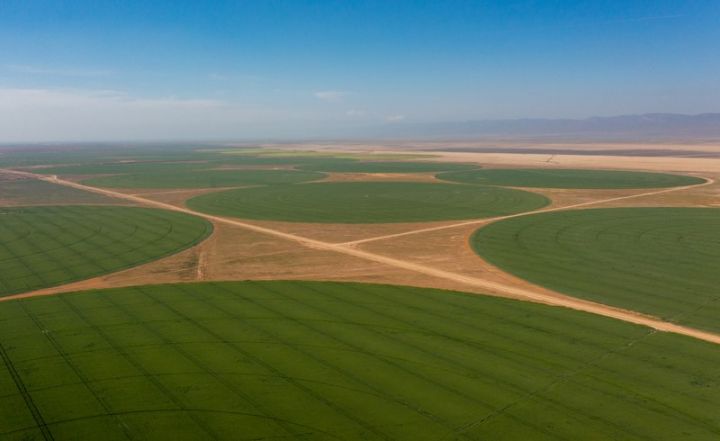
[437,168,706,188]
[82,169,327,189]
[297,160,479,173]
[1,281,718,440]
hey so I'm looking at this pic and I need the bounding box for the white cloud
[314,90,347,102]
[345,109,367,117]
[5,64,112,77]
[385,114,406,122]
[0,88,286,141]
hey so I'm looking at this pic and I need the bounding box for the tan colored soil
[256,140,720,154]
[124,187,242,206]
[321,172,440,182]
[430,151,720,173]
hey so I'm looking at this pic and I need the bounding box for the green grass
[437,168,706,188]
[471,207,720,332]
[81,169,326,189]
[0,179,119,206]
[0,281,718,440]
[296,161,479,173]
[0,146,221,168]
[33,162,211,176]
[0,206,212,296]
[186,181,549,223]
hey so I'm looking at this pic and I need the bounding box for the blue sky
[0,0,718,140]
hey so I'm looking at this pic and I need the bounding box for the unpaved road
[339,177,715,245]
[3,169,720,345]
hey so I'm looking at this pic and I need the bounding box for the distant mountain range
[370,113,720,139]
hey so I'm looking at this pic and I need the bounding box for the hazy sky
[1,0,719,141]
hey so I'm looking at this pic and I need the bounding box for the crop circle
[0,205,212,296]
[186,181,549,223]
[437,168,705,188]
[471,207,720,331]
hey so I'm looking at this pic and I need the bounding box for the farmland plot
[187,181,549,223]
[438,168,705,188]
[297,161,479,173]
[0,206,211,296]
[0,281,718,440]
[81,169,326,189]
[472,207,720,332]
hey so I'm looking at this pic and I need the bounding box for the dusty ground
[17,221,488,299]
[428,151,720,173]
[321,172,440,182]
[257,140,720,155]
[124,187,248,206]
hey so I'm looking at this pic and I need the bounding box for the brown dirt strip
[2,169,720,345]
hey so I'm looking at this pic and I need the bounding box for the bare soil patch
[241,219,461,243]
[128,187,242,206]
[209,164,298,171]
[320,172,440,182]
[586,172,720,208]
[10,221,449,298]
[429,151,720,173]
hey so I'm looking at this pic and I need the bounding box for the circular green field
[82,169,326,189]
[0,206,211,296]
[1,281,718,441]
[186,181,549,223]
[437,168,705,188]
[471,207,720,332]
[297,161,479,173]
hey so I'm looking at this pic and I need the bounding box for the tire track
[0,342,55,441]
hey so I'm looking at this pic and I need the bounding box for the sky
[0,0,719,141]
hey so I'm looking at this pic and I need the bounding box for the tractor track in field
[2,169,720,345]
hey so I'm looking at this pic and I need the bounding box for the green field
[437,168,705,188]
[33,157,355,175]
[0,179,119,206]
[81,169,326,189]
[471,208,720,332]
[222,155,359,166]
[186,181,549,223]
[0,206,212,296]
[34,162,210,176]
[0,281,718,440]
[297,161,479,173]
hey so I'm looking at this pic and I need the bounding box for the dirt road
[3,168,719,345]
[339,177,715,245]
